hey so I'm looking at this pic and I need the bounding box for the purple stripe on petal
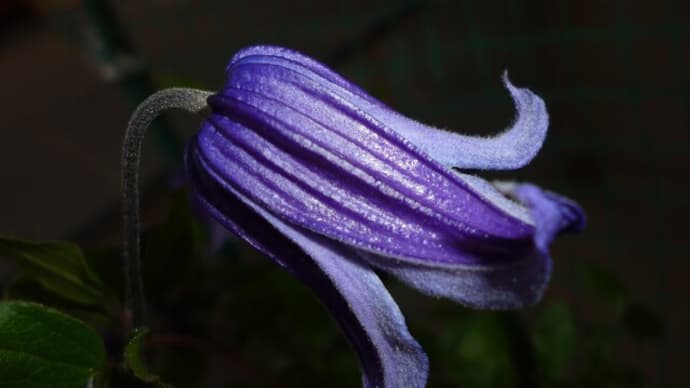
[228,46,547,171]
[197,107,536,266]
[228,46,380,105]
[215,52,537,227]
[353,181,584,309]
[186,142,428,388]
[203,75,541,263]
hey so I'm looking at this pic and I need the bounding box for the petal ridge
[186,141,429,387]
[227,47,548,171]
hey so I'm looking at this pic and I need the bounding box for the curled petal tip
[501,69,510,84]
[498,74,549,169]
[366,70,548,171]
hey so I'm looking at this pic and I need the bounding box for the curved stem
[121,87,212,329]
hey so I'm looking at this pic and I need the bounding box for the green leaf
[124,327,173,388]
[0,301,106,388]
[0,236,106,307]
[533,302,577,379]
[124,327,155,382]
[621,303,664,341]
[4,275,112,328]
[454,313,517,388]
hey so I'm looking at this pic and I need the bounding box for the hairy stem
[121,88,212,329]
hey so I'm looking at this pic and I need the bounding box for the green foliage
[0,236,116,316]
[576,261,627,310]
[453,314,518,388]
[533,302,577,380]
[0,301,106,388]
[124,327,173,387]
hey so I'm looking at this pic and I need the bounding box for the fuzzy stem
[121,88,212,329]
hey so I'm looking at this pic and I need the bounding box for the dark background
[0,0,688,387]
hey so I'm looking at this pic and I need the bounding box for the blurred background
[0,0,688,387]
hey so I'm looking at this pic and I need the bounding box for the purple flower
[184,46,585,387]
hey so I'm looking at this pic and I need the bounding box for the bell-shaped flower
[180,46,585,387]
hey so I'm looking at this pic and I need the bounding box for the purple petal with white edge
[368,72,549,170]
[359,180,585,309]
[226,45,547,170]
[206,79,535,256]
[186,143,429,388]
[228,46,380,106]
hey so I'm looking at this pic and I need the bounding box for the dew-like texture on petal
[227,46,548,171]
[358,182,585,309]
[228,46,380,105]
[197,105,534,268]
[186,145,428,388]
[205,63,538,264]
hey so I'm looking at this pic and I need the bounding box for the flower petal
[228,45,380,106]
[186,143,428,388]
[367,72,548,170]
[358,181,585,309]
[358,247,551,310]
[197,109,534,266]
[499,182,587,252]
[226,46,548,170]
[197,44,584,311]
[209,65,535,232]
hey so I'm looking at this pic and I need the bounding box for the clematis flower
[124,45,584,388]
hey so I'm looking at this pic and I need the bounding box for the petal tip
[498,73,549,169]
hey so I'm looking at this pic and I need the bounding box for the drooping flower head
[183,45,585,387]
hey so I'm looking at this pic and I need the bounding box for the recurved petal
[186,142,429,388]
[368,73,549,170]
[225,46,547,170]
